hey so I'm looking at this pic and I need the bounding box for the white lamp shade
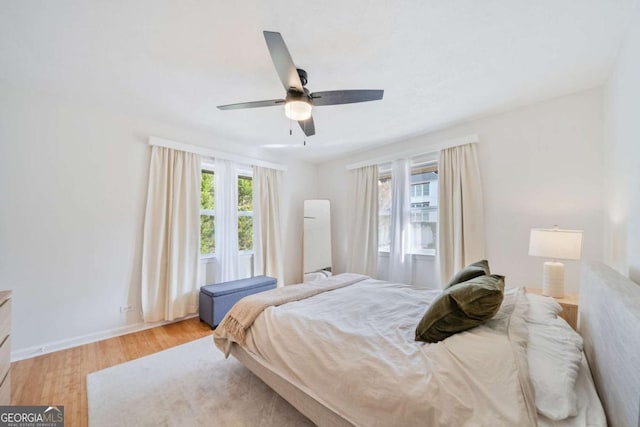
[284,101,312,121]
[528,228,583,260]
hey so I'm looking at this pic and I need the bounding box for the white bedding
[526,305,584,420]
[242,279,537,427]
[525,293,606,427]
[303,270,333,282]
[538,355,607,427]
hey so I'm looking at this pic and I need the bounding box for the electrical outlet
[120,305,133,313]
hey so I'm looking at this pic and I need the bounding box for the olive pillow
[445,259,491,288]
[415,274,505,343]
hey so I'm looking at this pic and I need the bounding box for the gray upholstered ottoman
[199,275,277,329]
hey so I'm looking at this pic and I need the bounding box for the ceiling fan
[217,31,384,137]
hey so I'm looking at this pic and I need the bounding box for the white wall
[318,88,604,293]
[0,84,318,358]
[281,161,320,284]
[603,2,640,284]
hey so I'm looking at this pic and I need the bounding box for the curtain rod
[345,134,479,170]
[148,136,288,172]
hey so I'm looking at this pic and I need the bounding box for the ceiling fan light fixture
[284,100,312,121]
[216,31,384,137]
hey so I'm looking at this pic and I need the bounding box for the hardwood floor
[11,317,212,427]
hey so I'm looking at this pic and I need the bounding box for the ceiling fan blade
[310,90,384,106]
[217,99,285,110]
[298,115,315,137]
[263,31,303,92]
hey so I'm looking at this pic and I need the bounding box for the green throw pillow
[415,274,505,343]
[445,259,491,288]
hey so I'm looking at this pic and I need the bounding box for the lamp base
[542,261,565,298]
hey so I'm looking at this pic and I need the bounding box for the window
[409,168,438,255]
[411,182,430,197]
[200,167,254,257]
[378,174,392,252]
[200,169,215,256]
[238,175,253,251]
[377,165,438,255]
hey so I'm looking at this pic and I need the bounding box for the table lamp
[528,226,583,297]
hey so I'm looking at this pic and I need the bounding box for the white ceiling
[0,1,634,163]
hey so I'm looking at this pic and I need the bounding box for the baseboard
[11,314,199,362]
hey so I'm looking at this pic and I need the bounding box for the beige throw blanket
[214,273,368,356]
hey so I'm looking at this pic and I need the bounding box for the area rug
[87,337,313,426]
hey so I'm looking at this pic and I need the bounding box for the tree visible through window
[200,170,215,255]
[238,176,253,251]
[200,169,254,256]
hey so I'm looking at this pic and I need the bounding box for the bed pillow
[445,260,491,288]
[415,274,505,343]
[525,292,562,322]
[526,296,583,420]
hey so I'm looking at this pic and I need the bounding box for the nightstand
[526,288,578,330]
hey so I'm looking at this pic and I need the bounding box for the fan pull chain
[303,120,306,146]
[289,119,292,136]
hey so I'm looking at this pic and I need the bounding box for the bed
[303,268,333,283]
[213,263,640,427]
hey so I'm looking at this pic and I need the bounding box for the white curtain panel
[215,158,239,282]
[388,159,413,284]
[437,143,486,286]
[347,165,379,277]
[141,146,201,322]
[253,166,285,286]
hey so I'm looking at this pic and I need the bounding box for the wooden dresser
[0,291,11,404]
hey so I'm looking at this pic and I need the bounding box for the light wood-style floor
[11,317,212,427]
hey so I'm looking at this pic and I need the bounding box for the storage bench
[199,275,277,329]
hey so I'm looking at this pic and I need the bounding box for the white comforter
[242,279,537,427]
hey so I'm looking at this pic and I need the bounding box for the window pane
[238,176,252,212]
[410,208,438,251]
[238,216,253,251]
[200,215,215,254]
[410,170,438,253]
[201,170,215,210]
[378,176,392,251]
